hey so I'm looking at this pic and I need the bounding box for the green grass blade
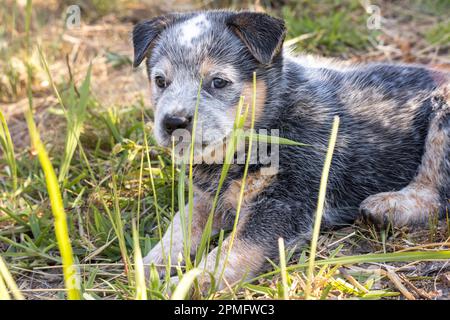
[24,67,81,300]
[58,64,92,183]
[0,256,24,300]
[305,115,340,299]
[185,78,203,271]
[0,207,28,228]
[218,72,257,286]
[132,219,147,300]
[164,137,177,285]
[0,110,18,191]
[195,96,246,267]
[250,133,311,147]
[278,237,289,300]
[37,45,66,112]
[171,268,203,300]
[142,113,167,273]
[0,274,11,300]
[253,250,450,282]
[315,249,450,266]
[111,174,131,277]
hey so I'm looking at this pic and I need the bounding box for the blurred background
[1,1,448,146]
[0,0,450,117]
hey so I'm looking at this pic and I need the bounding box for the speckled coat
[132,10,450,291]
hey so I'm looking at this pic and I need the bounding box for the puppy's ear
[227,12,286,65]
[132,15,175,68]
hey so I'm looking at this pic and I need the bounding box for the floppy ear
[132,15,175,68]
[226,12,286,65]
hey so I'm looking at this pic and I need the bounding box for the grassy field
[0,0,449,300]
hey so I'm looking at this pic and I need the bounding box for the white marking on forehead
[178,14,210,47]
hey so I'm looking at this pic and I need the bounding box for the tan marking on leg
[223,169,276,211]
[196,237,266,292]
[190,171,273,292]
[143,191,221,278]
[412,107,448,188]
[361,86,450,227]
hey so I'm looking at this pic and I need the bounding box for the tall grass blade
[164,137,177,285]
[305,116,340,299]
[142,113,166,274]
[132,220,147,300]
[24,67,81,300]
[314,249,450,265]
[218,72,257,286]
[171,268,203,300]
[0,256,24,300]
[37,46,66,112]
[195,96,245,267]
[111,174,131,277]
[185,79,203,271]
[59,64,92,183]
[0,274,11,300]
[0,110,18,191]
[253,250,450,282]
[37,46,93,184]
[249,133,311,147]
[278,237,289,300]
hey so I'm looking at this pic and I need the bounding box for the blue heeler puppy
[132,10,450,291]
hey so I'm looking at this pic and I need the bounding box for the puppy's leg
[143,193,218,277]
[360,90,450,227]
[193,197,309,293]
[194,234,267,292]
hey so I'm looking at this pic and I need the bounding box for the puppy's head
[132,11,286,147]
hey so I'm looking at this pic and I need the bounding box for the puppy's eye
[211,78,229,89]
[155,76,168,88]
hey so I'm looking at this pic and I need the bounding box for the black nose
[163,115,191,135]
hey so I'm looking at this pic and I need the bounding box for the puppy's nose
[163,115,191,135]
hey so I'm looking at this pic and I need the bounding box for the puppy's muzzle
[163,114,192,135]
